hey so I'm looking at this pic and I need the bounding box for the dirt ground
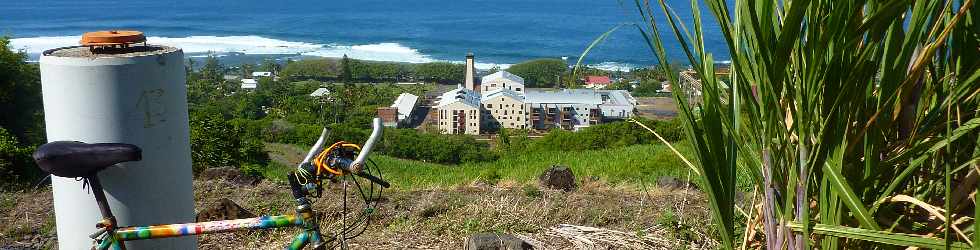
[2,177,715,250]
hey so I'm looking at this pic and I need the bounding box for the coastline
[10,35,644,71]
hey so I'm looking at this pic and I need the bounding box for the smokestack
[465,52,475,90]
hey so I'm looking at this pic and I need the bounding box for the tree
[413,62,465,84]
[0,36,44,144]
[189,112,267,174]
[189,112,239,172]
[280,58,340,81]
[199,54,224,85]
[235,93,267,120]
[506,58,567,88]
[340,54,353,84]
[259,58,280,75]
[240,63,255,79]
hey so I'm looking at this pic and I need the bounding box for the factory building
[403,53,637,135]
[526,89,603,131]
[435,87,482,135]
[480,71,525,94]
[481,88,530,130]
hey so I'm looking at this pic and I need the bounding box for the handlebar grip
[355,172,390,188]
[300,128,330,166]
[350,118,383,173]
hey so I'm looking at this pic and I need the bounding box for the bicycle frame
[97,213,324,250]
[79,118,386,250]
[85,172,327,250]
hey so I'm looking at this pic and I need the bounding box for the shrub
[189,112,269,174]
[506,58,568,88]
[527,118,683,153]
[381,128,496,164]
[0,127,39,189]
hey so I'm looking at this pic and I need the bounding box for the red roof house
[584,76,611,89]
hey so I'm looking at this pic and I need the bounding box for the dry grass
[1,177,714,249]
[0,189,56,249]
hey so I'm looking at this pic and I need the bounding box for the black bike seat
[33,141,142,178]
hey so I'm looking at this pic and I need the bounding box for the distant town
[226,52,728,136]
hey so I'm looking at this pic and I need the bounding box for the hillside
[2,173,716,249]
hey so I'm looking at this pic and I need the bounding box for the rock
[196,198,255,222]
[464,233,533,250]
[656,176,698,191]
[538,165,576,191]
[199,166,261,185]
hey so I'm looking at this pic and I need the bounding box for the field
[263,142,710,190]
[1,177,716,249]
[634,97,678,120]
[1,141,728,249]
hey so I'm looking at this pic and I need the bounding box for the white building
[391,93,419,122]
[435,87,481,135]
[481,88,530,130]
[252,71,273,77]
[480,71,525,94]
[597,90,637,120]
[658,81,672,93]
[526,89,602,131]
[240,79,258,89]
[310,88,330,97]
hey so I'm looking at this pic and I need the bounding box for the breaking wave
[10,35,613,70]
[589,61,638,72]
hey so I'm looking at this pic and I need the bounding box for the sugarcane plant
[614,0,980,249]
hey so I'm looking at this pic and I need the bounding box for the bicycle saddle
[33,141,142,178]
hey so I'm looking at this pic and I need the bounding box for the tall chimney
[465,52,475,90]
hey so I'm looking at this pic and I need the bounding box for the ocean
[2,0,731,70]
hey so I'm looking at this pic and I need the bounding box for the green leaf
[787,223,971,249]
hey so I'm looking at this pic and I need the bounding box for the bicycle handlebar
[350,118,383,173]
[297,118,388,188]
[300,128,330,167]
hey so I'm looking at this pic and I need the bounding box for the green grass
[263,141,754,190]
[371,143,703,189]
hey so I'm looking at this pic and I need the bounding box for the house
[658,81,672,93]
[240,79,258,89]
[377,107,399,127]
[309,88,331,97]
[597,90,637,120]
[526,89,602,131]
[584,75,611,89]
[480,71,525,94]
[481,88,530,130]
[435,87,481,135]
[380,93,419,127]
[252,71,273,78]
